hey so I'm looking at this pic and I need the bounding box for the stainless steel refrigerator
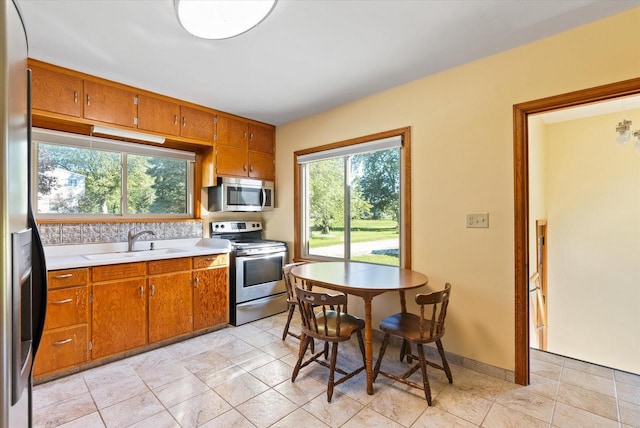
[1,0,48,426]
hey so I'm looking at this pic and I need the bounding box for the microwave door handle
[261,188,267,210]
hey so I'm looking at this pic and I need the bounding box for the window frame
[32,128,196,220]
[294,127,412,268]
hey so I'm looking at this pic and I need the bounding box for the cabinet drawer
[193,253,228,269]
[45,286,89,330]
[48,268,89,290]
[148,257,192,275]
[92,262,146,282]
[33,325,88,377]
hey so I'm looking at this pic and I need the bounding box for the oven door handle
[235,249,287,259]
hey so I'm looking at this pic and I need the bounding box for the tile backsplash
[38,221,203,246]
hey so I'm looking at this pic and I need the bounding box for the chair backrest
[295,285,348,339]
[415,283,452,340]
[283,262,307,302]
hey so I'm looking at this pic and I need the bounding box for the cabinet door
[33,325,88,377]
[193,267,229,330]
[31,66,83,117]
[216,144,248,177]
[217,116,248,149]
[137,95,180,136]
[84,80,136,128]
[148,272,193,343]
[180,106,214,141]
[248,123,275,154]
[92,278,147,359]
[249,151,275,181]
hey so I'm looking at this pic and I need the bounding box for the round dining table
[290,261,429,395]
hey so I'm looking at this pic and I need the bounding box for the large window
[295,128,411,267]
[33,128,195,218]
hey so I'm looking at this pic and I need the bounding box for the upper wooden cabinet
[84,80,137,128]
[137,95,180,136]
[216,116,275,181]
[31,66,83,117]
[180,106,215,142]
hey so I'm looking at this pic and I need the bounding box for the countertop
[45,238,232,271]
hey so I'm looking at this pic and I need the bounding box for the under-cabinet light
[91,125,165,144]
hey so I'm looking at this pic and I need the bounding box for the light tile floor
[33,312,640,427]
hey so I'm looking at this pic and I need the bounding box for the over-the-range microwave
[208,177,274,212]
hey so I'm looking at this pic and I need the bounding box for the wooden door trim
[513,76,640,385]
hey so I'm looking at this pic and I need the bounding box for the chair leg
[356,330,366,366]
[292,335,310,382]
[400,339,413,363]
[282,304,296,341]
[373,333,390,381]
[436,339,453,384]
[327,341,339,402]
[323,341,329,360]
[417,344,432,406]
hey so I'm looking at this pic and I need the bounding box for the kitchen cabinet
[84,80,137,128]
[30,65,83,118]
[216,116,275,181]
[91,263,147,359]
[147,258,193,343]
[192,254,229,330]
[33,268,89,377]
[180,105,215,142]
[137,94,180,136]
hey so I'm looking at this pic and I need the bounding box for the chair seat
[309,311,365,339]
[379,312,444,343]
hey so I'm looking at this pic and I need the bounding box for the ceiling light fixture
[175,0,277,40]
[91,125,166,144]
[615,119,640,149]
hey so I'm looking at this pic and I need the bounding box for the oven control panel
[211,221,262,234]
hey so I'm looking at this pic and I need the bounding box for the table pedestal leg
[364,296,374,395]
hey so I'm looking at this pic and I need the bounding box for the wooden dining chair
[373,283,453,405]
[291,285,366,402]
[281,262,308,342]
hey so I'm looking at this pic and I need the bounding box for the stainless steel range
[210,221,288,326]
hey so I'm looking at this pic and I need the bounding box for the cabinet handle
[174,114,178,125]
[249,132,254,141]
[182,116,186,127]
[52,273,73,279]
[249,165,253,173]
[52,298,73,305]
[139,286,144,298]
[205,257,217,261]
[194,277,199,288]
[86,94,91,106]
[243,164,247,171]
[73,91,78,104]
[53,338,72,346]
[243,131,247,140]
[151,284,155,296]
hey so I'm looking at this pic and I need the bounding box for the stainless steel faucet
[127,229,156,252]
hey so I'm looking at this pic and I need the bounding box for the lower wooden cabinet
[148,271,193,343]
[36,254,229,378]
[91,278,147,359]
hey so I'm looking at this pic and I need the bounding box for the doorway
[513,76,640,385]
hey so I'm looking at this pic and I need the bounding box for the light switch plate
[466,213,489,228]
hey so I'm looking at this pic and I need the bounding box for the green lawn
[309,219,398,248]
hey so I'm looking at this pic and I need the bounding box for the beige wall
[264,8,640,371]
[542,110,640,374]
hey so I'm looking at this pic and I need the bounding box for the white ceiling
[16,0,639,126]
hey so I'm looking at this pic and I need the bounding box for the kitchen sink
[83,248,187,260]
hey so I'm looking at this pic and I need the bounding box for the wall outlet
[466,213,489,228]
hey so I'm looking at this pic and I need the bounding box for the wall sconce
[615,119,640,149]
